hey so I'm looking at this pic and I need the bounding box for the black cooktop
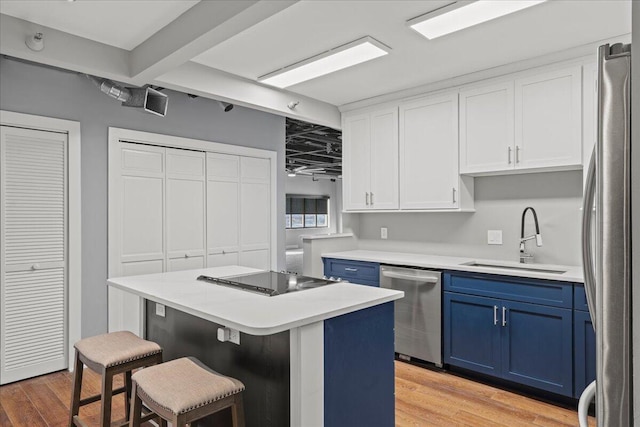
[197,271,338,297]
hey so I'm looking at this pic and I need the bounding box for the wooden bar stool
[69,331,163,427]
[130,357,246,427]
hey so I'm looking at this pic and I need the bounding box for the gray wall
[0,57,286,338]
[284,175,339,248]
[355,170,583,266]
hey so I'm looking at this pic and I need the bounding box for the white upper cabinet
[514,66,582,170]
[459,65,583,176]
[582,62,598,190]
[459,82,514,174]
[343,107,398,211]
[369,108,399,209]
[400,93,461,209]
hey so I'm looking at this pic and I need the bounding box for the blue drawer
[574,284,590,312]
[323,258,380,287]
[443,271,573,309]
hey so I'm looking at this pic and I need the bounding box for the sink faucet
[520,207,542,263]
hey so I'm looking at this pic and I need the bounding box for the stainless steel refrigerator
[580,42,633,426]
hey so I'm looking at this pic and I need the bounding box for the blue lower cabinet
[443,292,501,376]
[574,310,596,398]
[501,300,573,396]
[324,302,395,427]
[322,258,380,287]
[443,273,575,398]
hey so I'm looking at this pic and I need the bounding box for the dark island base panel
[145,301,290,427]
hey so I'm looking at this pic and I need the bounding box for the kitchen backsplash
[348,170,583,266]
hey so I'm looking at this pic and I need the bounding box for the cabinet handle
[345,267,358,272]
[365,192,370,206]
[31,264,40,270]
[184,253,189,258]
[370,192,374,205]
[493,305,498,325]
[502,306,507,327]
[508,146,512,164]
[515,146,521,164]
[452,188,457,204]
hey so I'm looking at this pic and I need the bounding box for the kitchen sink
[461,261,567,274]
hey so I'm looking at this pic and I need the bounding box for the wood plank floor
[0,368,154,427]
[0,361,594,427]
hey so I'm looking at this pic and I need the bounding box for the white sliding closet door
[166,149,206,272]
[239,157,271,270]
[207,153,240,267]
[118,143,166,276]
[1,126,68,384]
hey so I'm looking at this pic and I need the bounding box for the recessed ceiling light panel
[259,36,390,88]
[408,0,547,40]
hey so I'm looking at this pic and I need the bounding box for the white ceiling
[0,0,632,125]
[193,0,632,106]
[0,0,199,50]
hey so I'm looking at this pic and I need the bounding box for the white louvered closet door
[1,126,68,385]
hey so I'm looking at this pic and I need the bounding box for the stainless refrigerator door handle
[581,146,597,330]
[502,307,507,327]
[493,305,498,325]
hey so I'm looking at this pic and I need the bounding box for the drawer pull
[344,267,359,272]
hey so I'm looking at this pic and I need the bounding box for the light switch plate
[381,227,388,239]
[155,303,165,317]
[487,230,503,245]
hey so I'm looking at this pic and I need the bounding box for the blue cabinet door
[574,309,596,398]
[443,292,501,376]
[500,300,573,397]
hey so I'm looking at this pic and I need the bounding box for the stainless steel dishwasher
[380,265,442,367]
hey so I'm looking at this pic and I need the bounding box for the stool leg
[68,351,84,427]
[100,368,114,427]
[231,394,245,427]
[124,371,132,420]
[129,382,142,427]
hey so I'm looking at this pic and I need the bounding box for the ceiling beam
[129,0,298,85]
[154,61,341,129]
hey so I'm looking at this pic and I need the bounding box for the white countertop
[301,232,354,241]
[107,265,404,336]
[322,250,584,283]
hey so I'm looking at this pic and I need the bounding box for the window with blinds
[285,195,329,229]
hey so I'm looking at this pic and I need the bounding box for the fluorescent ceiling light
[259,37,390,88]
[408,1,547,40]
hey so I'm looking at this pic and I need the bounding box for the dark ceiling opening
[285,118,342,178]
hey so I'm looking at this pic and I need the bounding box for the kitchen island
[107,266,404,427]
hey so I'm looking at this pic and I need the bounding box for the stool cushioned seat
[132,357,245,415]
[74,331,162,368]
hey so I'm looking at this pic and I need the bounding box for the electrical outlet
[381,227,388,239]
[487,230,503,245]
[229,329,240,345]
[217,327,241,345]
[155,303,165,317]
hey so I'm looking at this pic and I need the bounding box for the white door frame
[0,110,82,372]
